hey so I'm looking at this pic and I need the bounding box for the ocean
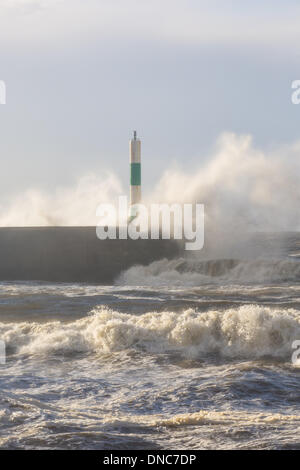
[0,233,299,450]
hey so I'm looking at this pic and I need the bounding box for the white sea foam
[118,257,300,286]
[1,305,299,359]
[110,409,300,428]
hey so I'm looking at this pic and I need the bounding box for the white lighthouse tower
[129,131,141,218]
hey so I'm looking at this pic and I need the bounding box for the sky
[0,0,300,201]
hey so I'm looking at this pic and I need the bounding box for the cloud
[1,0,300,49]
[1,0,61,13]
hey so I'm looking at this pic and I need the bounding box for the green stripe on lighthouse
[130,163,141,186]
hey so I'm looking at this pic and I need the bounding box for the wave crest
[117,257,300,286]
[1,305,299,360]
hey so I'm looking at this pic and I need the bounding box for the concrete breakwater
[0,227,182,283]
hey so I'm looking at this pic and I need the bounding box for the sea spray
[0,133,299,235]
[1,305,299,359]
[117,257,300,286]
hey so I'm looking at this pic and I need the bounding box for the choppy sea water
[0,234,299,450]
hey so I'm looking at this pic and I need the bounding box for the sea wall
[0,227,182,283]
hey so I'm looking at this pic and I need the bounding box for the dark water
[0,233,299,449]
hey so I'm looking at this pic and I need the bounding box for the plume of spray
[0,172,123,227]
[147,133,300,233]
[140,132,300,261]
[0,132,299,237]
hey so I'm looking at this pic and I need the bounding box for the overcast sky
[0,0,300,198]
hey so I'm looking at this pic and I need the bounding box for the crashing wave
[117,257,300,286]
[1,305,299,360]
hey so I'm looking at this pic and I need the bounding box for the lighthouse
[129,131,141,218]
